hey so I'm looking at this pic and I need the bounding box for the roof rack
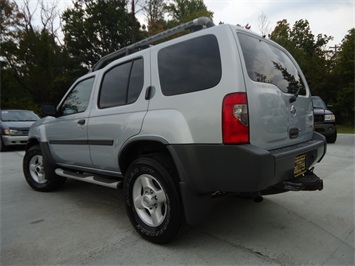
[91,17,215,72]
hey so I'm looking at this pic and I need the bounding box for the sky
[17,0,354,47]
[203,0,354,47]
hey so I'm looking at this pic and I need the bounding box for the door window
[98,58,144,109]
[60,77,95,116]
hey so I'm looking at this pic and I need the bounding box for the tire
[23,145,66,192]
[327,129,337,143]
[124,154,188,244]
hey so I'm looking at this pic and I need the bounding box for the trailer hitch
[281,168,323,191]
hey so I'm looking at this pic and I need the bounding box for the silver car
[23,17,326,244]
[0,109,40,151]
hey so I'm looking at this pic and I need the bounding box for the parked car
[0,109,40,151]
[22,17,326,244]
[312,96,337,143]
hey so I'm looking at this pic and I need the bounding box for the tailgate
[236,32,314,150]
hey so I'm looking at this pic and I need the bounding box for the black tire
[23,145,66,192]
[327,129,337,143]
[124,154,188,244]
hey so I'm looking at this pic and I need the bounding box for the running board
[55,168,122,189]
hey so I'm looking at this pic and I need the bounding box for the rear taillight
[222,93,249,144]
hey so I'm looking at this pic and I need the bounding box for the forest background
[1,0,354,125]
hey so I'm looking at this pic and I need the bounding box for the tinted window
[60,77,95,116]
[127,59,144,104]
[99,58,144,108]
[158,34,222,96]
[238,33,306,95]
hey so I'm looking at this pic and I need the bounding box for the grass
[337,124,355,134]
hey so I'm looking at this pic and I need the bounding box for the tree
[270,19,332,97]
[165,0,213,26]
[269,19,291,50]
[142,0,166,35]
[257,12,271,37]
[62,0,140,69]
[0,0,24,44]
[332,28,355,124]
[1,0,78,110]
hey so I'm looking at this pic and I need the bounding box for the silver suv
[23,17,326,244]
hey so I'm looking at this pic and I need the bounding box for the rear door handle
[77,119,86,126]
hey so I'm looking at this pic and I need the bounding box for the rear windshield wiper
[289,86,301,103]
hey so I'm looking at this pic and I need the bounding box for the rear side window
[238,33,306,96]
[158,34,222,96]
[99,58,144,108]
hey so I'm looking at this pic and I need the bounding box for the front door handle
[77,119,86,126]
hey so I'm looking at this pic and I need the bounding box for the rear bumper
[169,132,326,195]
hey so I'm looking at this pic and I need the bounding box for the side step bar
[55,169,122,189]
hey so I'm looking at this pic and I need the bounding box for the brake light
[222,93,249,144]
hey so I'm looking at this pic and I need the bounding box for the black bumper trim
[168,134,326,195]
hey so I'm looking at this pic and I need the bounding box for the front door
[45,75,96,167]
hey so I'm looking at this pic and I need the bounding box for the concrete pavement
[1,134,354,265]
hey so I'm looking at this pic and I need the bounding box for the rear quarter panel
[144,25,245,144]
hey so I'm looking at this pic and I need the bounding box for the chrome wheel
[132,174,167,227]
[29,155,46,184]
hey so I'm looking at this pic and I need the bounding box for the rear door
[236,32,314,150]
[87,53,149,173]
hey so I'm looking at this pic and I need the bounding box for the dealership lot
[1,134,354,265]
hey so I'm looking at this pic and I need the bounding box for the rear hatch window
[238,33,306,96]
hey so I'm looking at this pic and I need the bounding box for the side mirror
[41,104,57,117]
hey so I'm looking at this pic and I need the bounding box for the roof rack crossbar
[91,17,214,71]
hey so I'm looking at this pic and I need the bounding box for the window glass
[99,62,132,108]
[99,58,144,108]
[158,34,222,96]
[238,33,306,95]
[60,77,94,116]
[312,97,326,109]
[1,110,40,121]
[127,58,144,104]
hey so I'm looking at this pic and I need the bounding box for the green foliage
[165,0,213,26]
[270,19,354,124]
[143,0,166,35]
[332,28,355,123]
[62,0,139,69]
[1,0,83,110]
[337,124,355,134]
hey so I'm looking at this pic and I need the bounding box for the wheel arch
[26,138,57,166]
[119,138,176,178]
[26,137,41,151]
